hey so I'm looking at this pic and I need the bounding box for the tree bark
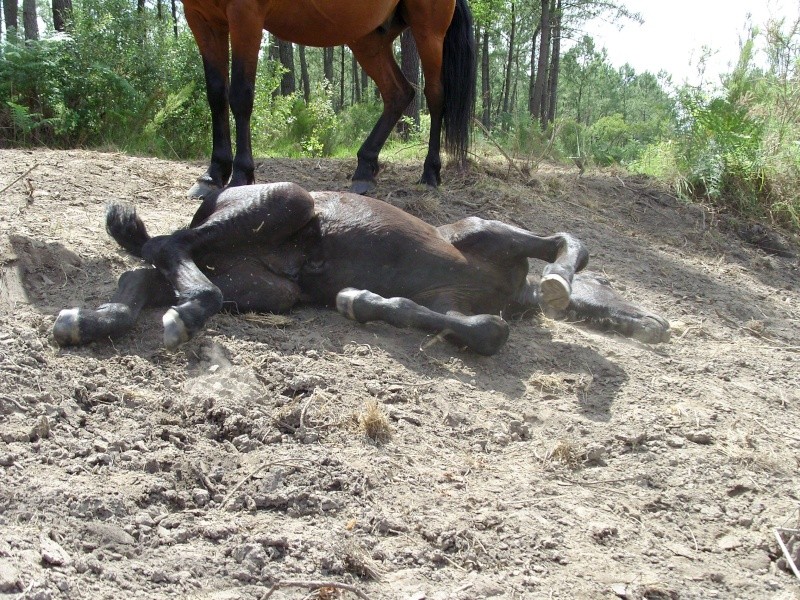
[361,67,369,99]
[299,45,310,102]
[3,0,18,37]
[339,45,345,110]
[501,1,516,118]
[530,0,551,126]
[481,27,491,130]
[527,25,540,117]
[399,29,420,138]
[545,0,562,126]
[351,53,361,103]
[51,0,71,31]
[137,0,144,13]
[171,0,177,38]
[22,0,38,40]
[323,47,335,89]
[278,39,296,96]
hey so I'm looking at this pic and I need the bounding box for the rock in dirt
[0,559,21,592]
[684,430,713,445]
[40,534,72,567]
[716,534,742,551]
[81,522,135,552]
[29,415,50,441]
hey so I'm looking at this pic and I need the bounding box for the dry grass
[548,438,583,468]
[241,312,295,327]
[359,399,392,443]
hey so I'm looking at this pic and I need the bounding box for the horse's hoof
[540,273,572,311]
[187,180,221,200]
[631,314,672,344]
[163,308,190,351]
[335,288,361,320]
[53,308,81,346]
[417,175,440,189]
[465,314,510,356]
[350,180,376,195]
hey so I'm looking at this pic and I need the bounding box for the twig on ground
[557,475,644,487]
[473,118,525,178]
[0,164,39,196]
[752,418,800,443]
[260,579,373,600]
[220,459,310,508]
[774,528,800,580]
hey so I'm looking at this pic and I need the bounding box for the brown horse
[182,0,476,197]
[52,183,671,354]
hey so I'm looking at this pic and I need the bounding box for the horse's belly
[263,0,398,46]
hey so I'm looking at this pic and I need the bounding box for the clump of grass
[359,400,392,443]
[549,438,582,468]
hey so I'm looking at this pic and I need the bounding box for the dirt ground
[1,148,799,600]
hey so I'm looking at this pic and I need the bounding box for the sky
[582,0,799,86]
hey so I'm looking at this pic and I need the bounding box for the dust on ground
[1,149,799,600]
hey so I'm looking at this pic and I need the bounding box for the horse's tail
[106,203,151,258]
[442,0,477,167]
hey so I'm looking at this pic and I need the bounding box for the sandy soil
[1,148,799,600]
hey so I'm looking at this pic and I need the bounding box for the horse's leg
[226,6,265,187]
[144,183,316,350]
[406,0,475,186]
[184,8,232,198]
[349,29,414,194]
[336,288,509,355]
[509,272,671,344]
[53,268,175,346]
[438,217,589,311]
[410,33,444,187]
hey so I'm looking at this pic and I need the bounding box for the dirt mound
[1,149,799,599]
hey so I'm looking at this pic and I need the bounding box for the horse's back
[185,0,400,46]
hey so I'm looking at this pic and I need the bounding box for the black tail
[442,0,477,167]
[105,203,151,258]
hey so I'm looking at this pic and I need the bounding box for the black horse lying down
[53,182,670,355]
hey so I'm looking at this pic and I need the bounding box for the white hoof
[162,308,190,351]
[53,308,81,346]
[540,273,572,311]
[335,288,361,320]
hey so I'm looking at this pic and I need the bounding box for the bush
[588,113,641,165]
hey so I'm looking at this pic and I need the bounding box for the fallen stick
[260,579,373,600]
[0,163,39,196]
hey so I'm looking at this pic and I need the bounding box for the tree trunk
[278,39,296,96]
[171,0,177,38]
[361,67,369,99]
[352,53,361,103]
[51,0,71,31]
[339,46,345,110]
[137,0,144,13]
[22,0,38,40]
[3,0,18,37]
[398,29,420,139]
[501,2,516,119]
[323,47,335,90]
[530,0,551,126]
[481,27,491,130]
[545,0,562,126]
[527,25,540,117]
[299,45,310,102]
